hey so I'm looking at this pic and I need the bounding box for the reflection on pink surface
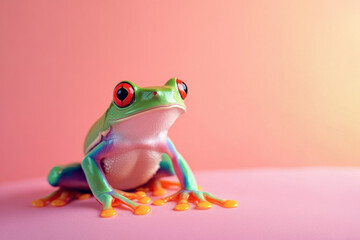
[1,169,360,240]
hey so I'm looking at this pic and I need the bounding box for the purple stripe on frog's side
[47,163,90,190]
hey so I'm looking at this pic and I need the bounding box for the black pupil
[117,87,128,102]
[182,82,188,94]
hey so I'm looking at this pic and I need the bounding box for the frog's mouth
[107,104,186,138]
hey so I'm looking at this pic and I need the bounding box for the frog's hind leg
[32,188,91,207]
[32,163,91,208]
[137,154,181,196]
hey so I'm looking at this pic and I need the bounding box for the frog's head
[105,78,187,132]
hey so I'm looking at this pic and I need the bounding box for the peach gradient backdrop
[0,0,359,183]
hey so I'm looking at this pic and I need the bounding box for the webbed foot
[153,190,238,211]
[32,188,91,207]
[97,190,151,218]
[137,180,182,196]
[112,190,151,204]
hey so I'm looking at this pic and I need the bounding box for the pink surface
[1,168,360,240]
[1,1,360,183]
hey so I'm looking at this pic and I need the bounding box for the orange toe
[135,191,146,198]
[153,199,165,206]
[50,199,67,207]
[101,208,117,218]
[77,193,91,200]
[222,200,238,208]
[32,199,46,208]
[196,201,213,210]
[153,188,166,196]
[138,196,151,204]
[134,205,151,215]
[174,203,190,211]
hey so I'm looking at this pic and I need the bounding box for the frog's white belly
[102,149,162,190]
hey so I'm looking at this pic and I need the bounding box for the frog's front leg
[82,140,150,217]
[153,138,238,211]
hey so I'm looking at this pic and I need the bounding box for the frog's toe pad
[50,199,67,207]
[174,203,190,211]
[196,201,213,210]
[135,191,147,198]
[77,193,91,200]
[101,209,117,218]
[153,188,167,196]
[32,199,46,208]
[222,200,238,208]
[134,205,151,215]
[138,196,151,204]
[153,199,165,206]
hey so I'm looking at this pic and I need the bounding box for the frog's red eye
[176,79,188,100]
[113,82,135,108]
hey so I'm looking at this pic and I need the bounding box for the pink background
[1,0,360,183]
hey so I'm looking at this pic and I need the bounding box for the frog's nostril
[153,91,158,96]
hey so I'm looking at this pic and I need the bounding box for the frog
[32,78,238,217]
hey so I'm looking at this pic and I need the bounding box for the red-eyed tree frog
[32,78,238,217]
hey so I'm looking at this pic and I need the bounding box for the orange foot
[100,205,151,218]
[137,180,182,196]
[32,188,91,208]
[112,190,151,205]
[153,190,238,211]
[97,190,151,218]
